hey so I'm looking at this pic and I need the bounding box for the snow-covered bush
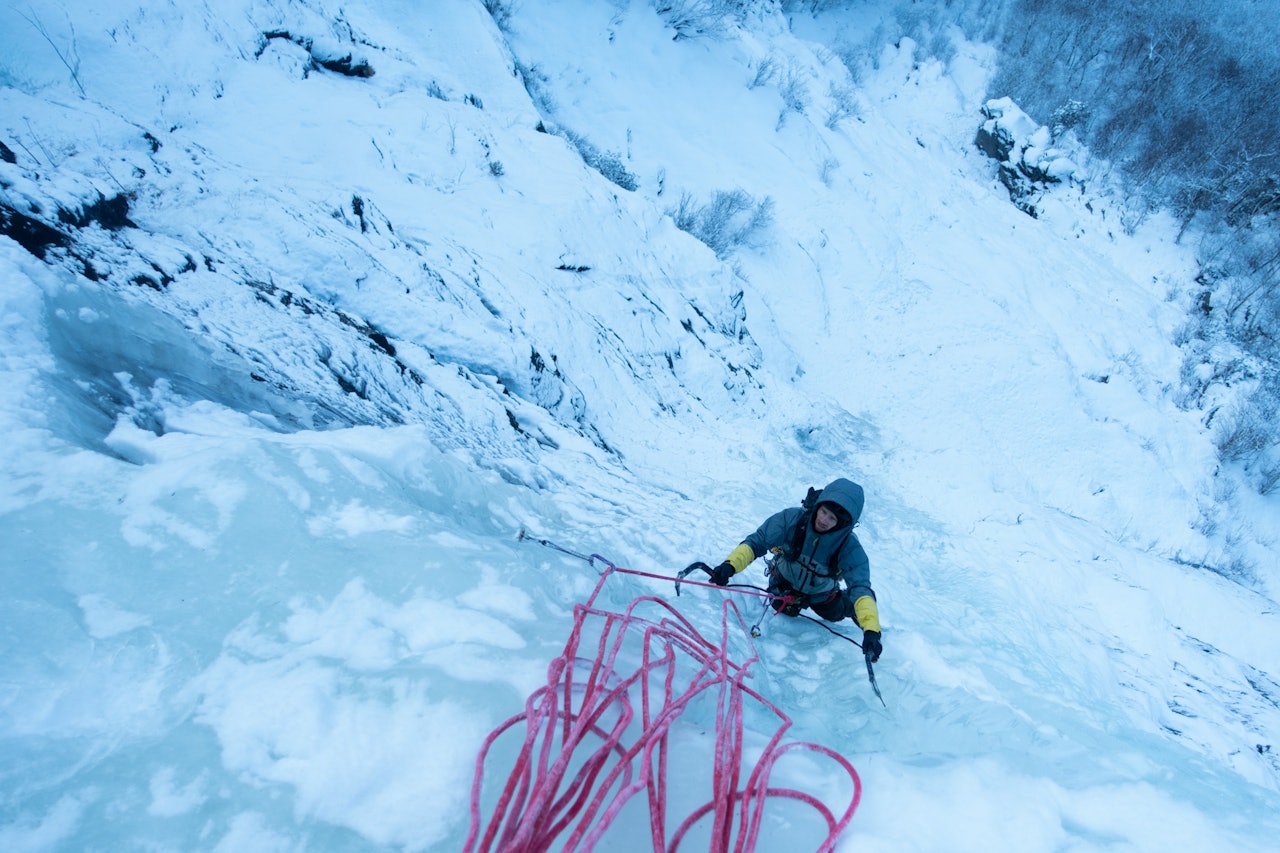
[748,56,776,89]
[668,189,774,258]
[1176,265,1280,495]
[656,1,733,38]
[558,129,638,191]
[655,0,778,39]
[825,80,858,128]
[1217,378,1280,494]
[1050,99,1089,138]
[777,61,809,115]
[482,0,513,30]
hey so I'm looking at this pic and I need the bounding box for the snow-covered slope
[2,0,1277,850]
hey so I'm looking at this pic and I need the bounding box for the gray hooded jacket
[742,478,873,601]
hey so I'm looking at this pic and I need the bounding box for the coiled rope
[464,553,861,852]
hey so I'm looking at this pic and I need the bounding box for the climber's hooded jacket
[722,478,880,632]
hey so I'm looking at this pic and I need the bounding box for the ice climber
[706,478,883,662]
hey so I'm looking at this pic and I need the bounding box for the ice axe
[865,653,886,707]
[674,561,712,596]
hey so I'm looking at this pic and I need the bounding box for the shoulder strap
[786,509,810,561]
[785,487,821,560]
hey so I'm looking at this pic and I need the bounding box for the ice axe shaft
[865,655,886,707]
[516,529,610,570]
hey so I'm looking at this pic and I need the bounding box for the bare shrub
[668,189,774,258]
[826,81,858,128]
[482,0,515,30]
[778,62,809,115]
[748,57,777,89]
[559,130,638,191]
[1216,372,1280,493]
[655,0,741,39]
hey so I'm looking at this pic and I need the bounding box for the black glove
[862,630,883,663]
[708,561,735,586]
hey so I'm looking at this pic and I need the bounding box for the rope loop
[465,563,862,851]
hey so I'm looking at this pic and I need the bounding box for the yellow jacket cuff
[726,543,755,573]
[854,595,881,633]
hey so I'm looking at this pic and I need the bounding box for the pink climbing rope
[464,563,862,852]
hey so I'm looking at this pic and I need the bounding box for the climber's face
[814,504,839,534]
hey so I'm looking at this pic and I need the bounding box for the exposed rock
[976,97,1079,217]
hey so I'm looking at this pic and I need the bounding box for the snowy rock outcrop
[976,97,1079,217]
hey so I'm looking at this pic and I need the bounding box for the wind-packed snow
[1,0,1277,850]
